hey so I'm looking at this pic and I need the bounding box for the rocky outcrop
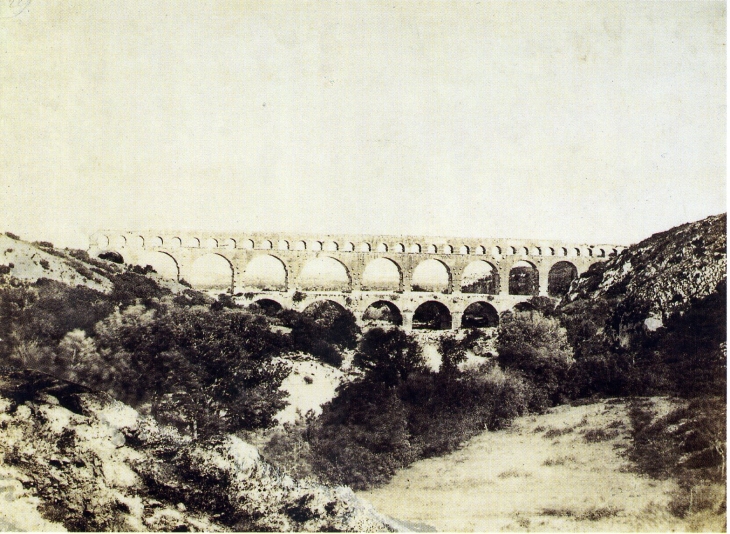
[564,213,726,330]
[0,369,393,532]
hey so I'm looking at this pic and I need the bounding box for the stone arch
[461,301,499,328]
[243,239,255,250]
[301,300,351,329]
[323,241,339,252]
[559,247,567,256]
[597,248,605,257]
[222,238,236,249]
[188,237,201,248]
[294,240,307,251]
[475,245,486,255]
[531,247,541,256]
[509,260,539,296]
[376,243,388,253]
[461,260,499,294]
[413,301,452,330]
[492,246,501,256]
[459,245,470,255]
[546,247,554,256]
[170,237,182,248]
[240,254,288,291]
[361,258,402,291]
[205,238,218,249]
[548,261,578,297]
[394,243,405,253]
[249,298,284,316]
[362,300,403,327]
[573,247,581,257]
[426,244,437,254]
[359,242,372,252]
[443,245,453,255]
[311,241,323,251]
[298,256,351,291]
[113,235,127,249]
[259,240,273,250]
[151,236,163,247]
[134,236,145,248]
[96,235,110,249]
[342,242,354,252]
[409,244,421,253]
[137,251,179,280]
[278,240,290,251]
[508,246,517,255]
[521,247,529,256]
[411,259,450,293]
[188,253,234,292]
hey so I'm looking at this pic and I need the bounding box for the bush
[497,310,574,409]
[353,328,424,385]
[98,251,124,264]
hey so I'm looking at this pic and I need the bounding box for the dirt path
[359,399,694,532]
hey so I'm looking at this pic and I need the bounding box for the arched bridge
[90,231,623,331]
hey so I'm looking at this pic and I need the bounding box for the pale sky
[1,0,726,248]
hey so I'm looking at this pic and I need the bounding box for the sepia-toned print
[0,1,725,532]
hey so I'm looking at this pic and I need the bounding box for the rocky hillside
[565,213,726,330]
[0,369,393,532]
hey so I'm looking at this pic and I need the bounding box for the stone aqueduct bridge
[89,231,623,331]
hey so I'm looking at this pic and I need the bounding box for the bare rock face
[565,213,726,328]
[0,370,393,532]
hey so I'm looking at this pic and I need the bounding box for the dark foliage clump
[281,304,360,368]
[307,328,528,489]
[626,397,726,518]
[496,310,574,411]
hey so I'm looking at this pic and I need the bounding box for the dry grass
[358,398,720,532]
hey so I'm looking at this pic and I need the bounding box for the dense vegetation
[0,214,726,522]
[0,258,358,438]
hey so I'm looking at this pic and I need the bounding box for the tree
[353,328,425,386]
[497,310,574,409]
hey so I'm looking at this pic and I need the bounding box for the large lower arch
[361,258,402,291]
[548,261,578,297]
[411,259,450,293]
[240,255,288,291]
[412,301,452,330]
[362,300,403,327]
[249,298,284,316]
[137,251,179,280]
[188,253,234,292]
[508,260,539,296]
[298,257,351,291]
[461,260,499,294]
[301,299,355,334]
[461,301,499,328]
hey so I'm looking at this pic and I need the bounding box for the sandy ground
[360,398,702,532]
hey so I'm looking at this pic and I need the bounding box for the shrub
[353,328,424,385]
[5,232,19,240]
[98,251,124,264]
[497,310,574,409]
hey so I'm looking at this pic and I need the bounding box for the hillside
[0,369,393,532]
[564,213,726,331]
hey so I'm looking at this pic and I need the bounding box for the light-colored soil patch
[275,354,345,425]
[360,399,692,532]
